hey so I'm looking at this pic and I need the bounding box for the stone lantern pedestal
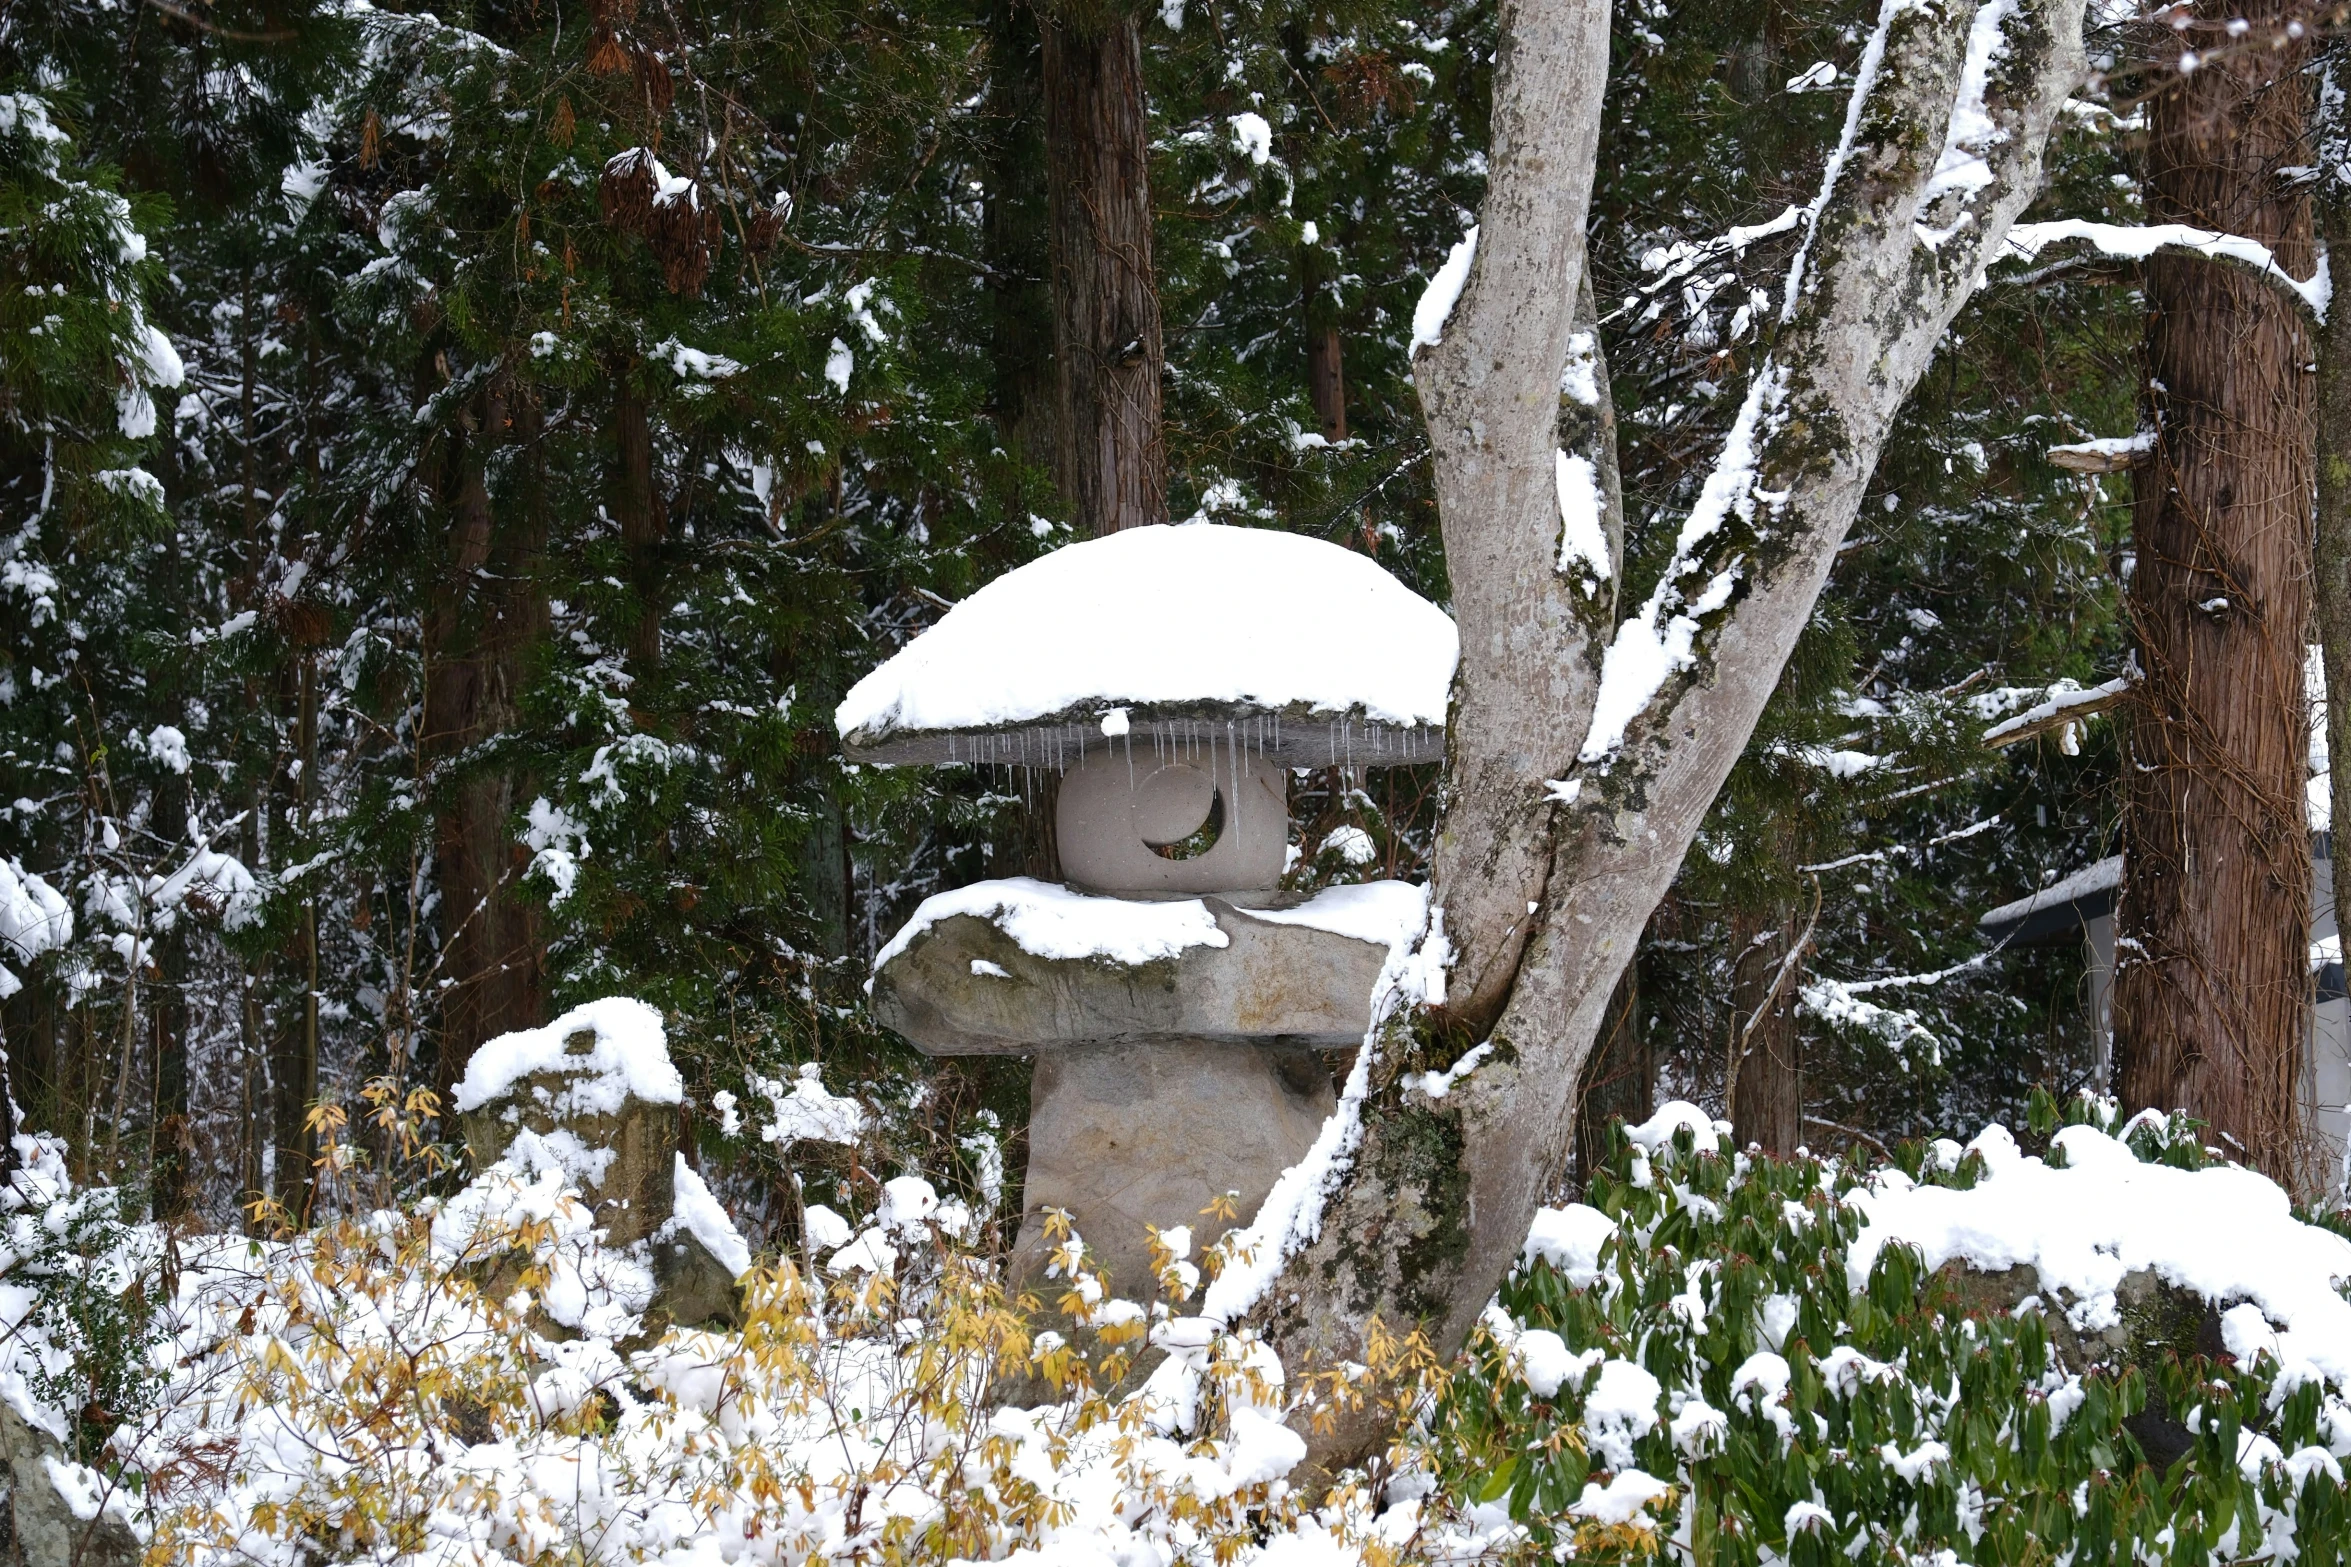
[835,522,1455,1301]
[870,853,1402,1295]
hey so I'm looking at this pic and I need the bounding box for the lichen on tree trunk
[2114,4,2318,1193]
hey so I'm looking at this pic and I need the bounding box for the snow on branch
[2045,432,2152,473]
[2000,220,2330,320]
[1980,673,2130,750]
[1576,367,1789,765]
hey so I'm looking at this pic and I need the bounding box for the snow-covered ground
[6,1016,2351,1566]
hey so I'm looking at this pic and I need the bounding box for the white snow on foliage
[835,523,1457,746]
[452,996,685,1115]
[0,858,71,1000]
[1408,225,1478,357]
[1228,111,1273,165]
[753,1062,868,1147]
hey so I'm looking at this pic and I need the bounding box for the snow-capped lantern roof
[835,523,1458,765]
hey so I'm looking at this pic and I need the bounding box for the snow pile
[836,524,1457,750]
[452,996,685,1117]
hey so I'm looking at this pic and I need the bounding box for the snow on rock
[452,996,683,1116]
[1409,225,1479,357]
[1231,879,1428,950]
[1848,1122,2351,1377]
[871,876,1231,975]
[669,1157,752,1278]
[835,523,1456,751]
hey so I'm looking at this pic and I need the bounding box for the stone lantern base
[1015,1039,1335,1298]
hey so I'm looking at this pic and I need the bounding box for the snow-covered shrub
[0,1135,168,1467]
[1416,1095,2351,1564]
[127,1145,1359,1566]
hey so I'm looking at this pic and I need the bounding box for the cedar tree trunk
[426,377,549,1103]
[1040,7,1165,535]
[2115,5,2317,1190]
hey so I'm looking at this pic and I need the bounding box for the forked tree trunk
[2114,5,2316,1191]
[1247,0,2090,1476]
[426,378,549,1104]
[1040,7,1164,535]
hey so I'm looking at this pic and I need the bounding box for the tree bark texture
[1040,9,1165,535]
[984,0,1060,485]
[2115,7,2317,1191]
[1728,902,1805,1156]
[425,379,549,1104]
[1259,0,2088,1475]
[1302,246,1347,443]
[1570,964,1647,1190]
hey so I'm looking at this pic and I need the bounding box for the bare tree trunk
[614,364,668,669]
[1728,902,1804,1155]
[1302,250,1347,444]
[1250,0,2088,1476]
[2312,42,2351,1204]
[2114,5,2316,1191]
[1570,964,1646,1189]
[426,378,550,1105]
[1040,7,1164,535]
[985,0,1060,486]
[272,654,319,1222]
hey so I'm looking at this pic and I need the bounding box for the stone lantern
[837,523,1455,1298]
